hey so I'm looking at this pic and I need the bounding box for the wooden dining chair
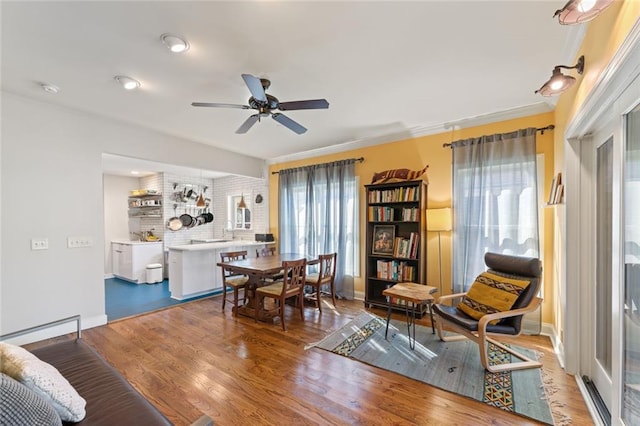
[256,246,283,281]
[255,246,276,257]
[254,258,306,331]
[219,251,249,316]
[304,252,337,312]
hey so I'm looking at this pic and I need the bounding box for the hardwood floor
[31,297,593,425]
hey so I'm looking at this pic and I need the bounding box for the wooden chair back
[220,250,248,280]
[256,246,276,257]
[281,258,307,295]
[316,253,337,285]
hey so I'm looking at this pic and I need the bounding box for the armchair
[432,252,543,373]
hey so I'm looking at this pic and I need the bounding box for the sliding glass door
[622,102,640,425]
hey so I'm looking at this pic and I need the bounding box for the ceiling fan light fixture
[535,55,585,97]
[161,33,189,53]
[114,75,141,90]
[553,0,614,25]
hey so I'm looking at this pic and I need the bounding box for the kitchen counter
[111,239,163,245]
[167,240,274,300]
[168,240,271,252]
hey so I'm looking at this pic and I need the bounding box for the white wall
[103,174,139,275]
[211,175,269,239]
[0,93,265,336]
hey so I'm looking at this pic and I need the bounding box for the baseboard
[2,314,108,346]
[539,322,566,369]
[354,290,365,301]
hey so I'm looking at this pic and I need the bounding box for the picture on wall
[372,225,395,256]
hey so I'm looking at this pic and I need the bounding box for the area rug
[308,311,556,425]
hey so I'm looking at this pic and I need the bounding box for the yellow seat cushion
[224,276,249,288]
[457,271,530,324]
[305,273,320,284]
[257,281,284,296]
[257,281,301,298]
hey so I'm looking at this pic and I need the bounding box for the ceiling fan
[192,74,329,135]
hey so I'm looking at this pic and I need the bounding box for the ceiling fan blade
[241,74,267,103]
[236,114,260,134]
[271,113,307,134]
[191,102,250,109]
[278,99,329,111]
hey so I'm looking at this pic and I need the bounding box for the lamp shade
[554,0,614,25]
[427,208,452,232]
[238,193,247,209]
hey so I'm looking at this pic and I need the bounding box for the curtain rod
[271,157,364,175]
[441,124,555,148]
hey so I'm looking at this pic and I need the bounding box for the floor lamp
[426,208,452,295]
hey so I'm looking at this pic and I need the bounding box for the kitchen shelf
[128,193,162,218]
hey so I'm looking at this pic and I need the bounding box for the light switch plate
[67,236,93,248]
[31,238,49,250]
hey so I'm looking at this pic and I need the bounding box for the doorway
[569,70,640,424]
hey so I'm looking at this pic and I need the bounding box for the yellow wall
[269,111,556,323]
[552,2,640,337]
[268,3,639,328]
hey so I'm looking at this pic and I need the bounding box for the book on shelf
[368,206,395,221]
[391,232,419,259]
[553,184,564,204]
[393,232,420,259]
[375,259,415,281]
[548,172,563,204]
[401,207,419,221]
[368,186,419,203]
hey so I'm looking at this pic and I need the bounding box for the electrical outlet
[67,236,93,249]
[31,238,49,250]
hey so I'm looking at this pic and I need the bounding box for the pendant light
[196,190,206,207]
[238,193,247,209]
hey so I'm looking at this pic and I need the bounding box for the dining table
[217,253,318,322]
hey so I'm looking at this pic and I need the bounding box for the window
[227,195,251,230]
[278,159,360,299]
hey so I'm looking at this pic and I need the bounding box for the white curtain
[451,127,540,292]
[278,159,358,299]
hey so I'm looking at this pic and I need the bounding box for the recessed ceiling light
[114,75,141,90]
[160,33,189,53]
[40,83,59,94]
[131,170,140,175]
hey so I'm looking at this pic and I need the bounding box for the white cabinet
[112,241,163,283]
[168,242,271,300]
[169,249,220,300]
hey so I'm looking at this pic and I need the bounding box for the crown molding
[565,18,640,138]
[267,102,553,165]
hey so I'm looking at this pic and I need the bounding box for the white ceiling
[1,1,581,176]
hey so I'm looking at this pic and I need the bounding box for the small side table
[382,282,438,350]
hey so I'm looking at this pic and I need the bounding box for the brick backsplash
[133,173,268,248]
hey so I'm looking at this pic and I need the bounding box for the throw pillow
[457,271,531,324]
[1,372,62,426]
[0,342,86,422]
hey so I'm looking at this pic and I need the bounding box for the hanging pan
[167,204,183,231]
[204,209,214,223]
[180,209,195,227]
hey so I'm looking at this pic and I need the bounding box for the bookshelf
[364,179,428,316]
